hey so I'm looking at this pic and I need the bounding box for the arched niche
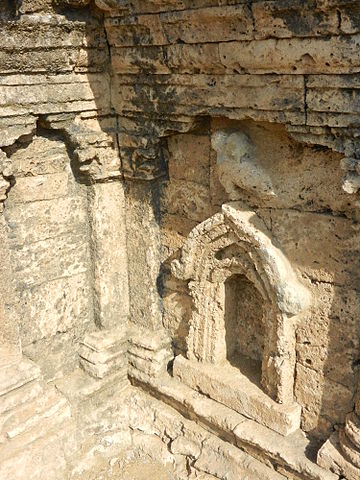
[171,202,310,406]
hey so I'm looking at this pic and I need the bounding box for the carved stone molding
[41,115,121,182]
[127,326,173,382]
[171,202,310,409]
[79,327,128,380]
[117,115,197,181]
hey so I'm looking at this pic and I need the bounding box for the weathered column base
[79,326,128,381]
[128,327,173,382]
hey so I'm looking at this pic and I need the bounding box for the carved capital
[41,115,121,182]
[120,139,167,180]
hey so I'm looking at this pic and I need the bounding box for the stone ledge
[173,355,301,436]
[130,370,337,480]
[0,358,41,398]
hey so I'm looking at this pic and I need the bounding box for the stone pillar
[88,180,129,330]
[58,120,131,376]
[41,114,130,332]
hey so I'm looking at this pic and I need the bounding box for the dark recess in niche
[224,273,265,387]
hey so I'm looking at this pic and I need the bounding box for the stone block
[8,172,69,204]
[9,135,69,177]
[253,1,340,39]
[219,35,360,74]
[195,436,285,480]
[115,74,304,116]
[307,87,360,114]
[173,356,301,436]
[0,114,37,147]
[12,232,89,287]
[0,22,98,50]
[160,5,254,44]
[0,74,109,115]
[295,364,354,434]
[111,45,170,74]
[167,133,210,186]
[23,330,89,382]
[234,421,337,480]
[166,43,224,74]
[8,196,87,245]
[19,273,91,345]
[162,179,213,222]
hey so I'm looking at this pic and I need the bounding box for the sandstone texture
[0,1,360,479]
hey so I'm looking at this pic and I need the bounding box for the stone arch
[171,202,310,405]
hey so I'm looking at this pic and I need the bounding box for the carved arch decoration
[171,202,311,405]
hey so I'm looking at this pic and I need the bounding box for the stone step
[134,371,337,480]
[1,386,69,440]
[0,358,41,397]
[344,411,360,450]
[318,433,360,480]
[0,402,73,461]
[339,428,360,469]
